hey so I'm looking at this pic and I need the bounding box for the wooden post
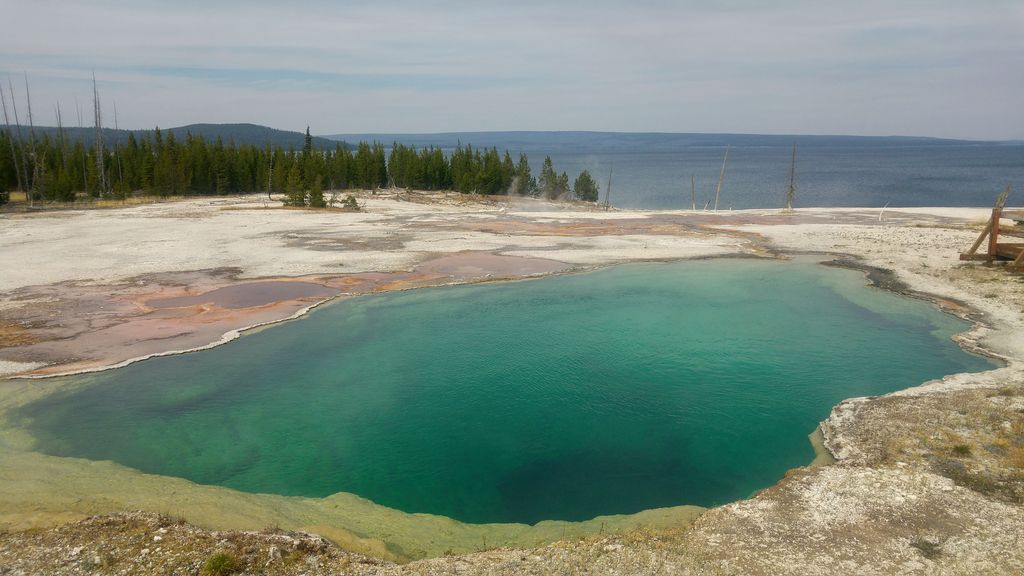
[960,186,1018,267]
[1012,247,1024,271]
[961,216,992,260]
[988,207,1001,261]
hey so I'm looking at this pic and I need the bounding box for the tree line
[0,126,601,207]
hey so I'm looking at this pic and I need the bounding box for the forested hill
[5,123,338,150]
[324,131,987,152]
[166,124,338,149]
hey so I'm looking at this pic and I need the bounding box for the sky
[1,1,1022,140]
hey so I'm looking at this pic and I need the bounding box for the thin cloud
[1,1,1021,139]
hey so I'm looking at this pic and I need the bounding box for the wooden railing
[960,186,1024,271]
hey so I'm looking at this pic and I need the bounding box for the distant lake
[328,132,1024,210]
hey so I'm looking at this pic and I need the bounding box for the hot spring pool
[15,258,994,524]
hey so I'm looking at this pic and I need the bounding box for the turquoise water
[17,259,994,524]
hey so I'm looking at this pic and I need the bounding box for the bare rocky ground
[0,512,392,576]
[2,194,1024,574]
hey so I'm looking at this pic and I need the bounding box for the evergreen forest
[0,126,601,208]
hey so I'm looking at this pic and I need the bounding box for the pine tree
[0,126,565,209]
[556,172,569,197]
[477,147,506,194]
[308,174,326,208]
[302,126,313,158]
[284,163,304,206]
[354,142,373,189]
[1,130,15,203]
[572,169,600,202]
[272,148,288,192]
[513,153,533,196]
[451,143,480,193]
[372,142,387,189]
[329,143,353,189]
[341,194,359,210]
[538,156,569,199]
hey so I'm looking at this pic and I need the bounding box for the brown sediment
[820,256,915,294]
[828,257,978,321]
[0,321,40,347]
[414,252,570,277]
[0,252,573,378]
[456,211,846,238]
[816,255,1007,364]
[460,218,699,237]
[807,426,836,469]
[2,277,343,377]
[146,281,337,310]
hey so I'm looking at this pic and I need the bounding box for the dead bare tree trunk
[75,97,88,194]
[713,145,729,213]
[691,174,696,211]
[92,73,107,197]
[267,153,273,201]
[0,83,25,193]
[112,100,125,199]
[604,163,613,211]
[785,143,796,211]
[6,75,30,197]
[24,73,39,207]
[55,102,68,172]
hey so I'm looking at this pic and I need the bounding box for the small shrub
[952,444,972,457]
[932,457,1008,500]
[342,195,360,211]
[1010,447,1024,469]
[910,538,942,560]
[203,551,242,576]
[281,549,304,567]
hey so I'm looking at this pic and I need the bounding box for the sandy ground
[1,192,1023,573]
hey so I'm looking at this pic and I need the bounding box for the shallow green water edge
[0,343,707,564]
[0,255,998,561]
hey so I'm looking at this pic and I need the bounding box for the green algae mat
[14,258,994,525]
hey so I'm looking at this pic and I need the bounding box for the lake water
[545,145,1024,210]
[16,259,994,524]
[332,131,1024,210]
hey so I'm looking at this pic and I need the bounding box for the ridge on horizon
[6,122,1014,149]
[323,129,988,143]
[319,130,1003,151]
[1,122,338,149]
